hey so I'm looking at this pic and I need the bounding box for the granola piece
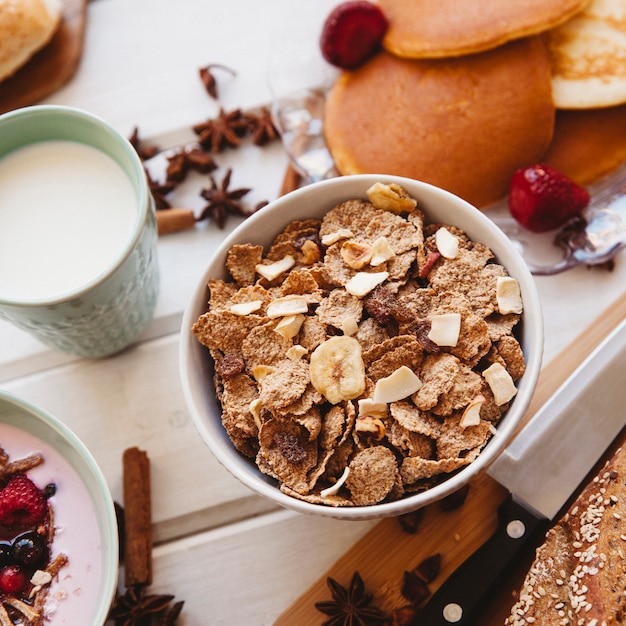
[385,419,435,459]
[367,338,424,382]
[277,384,323,418]
[220,373,260,458]
[400,456,469,486]
[241,322,292,370]
[413,353,460,410]
[389,401,441,438]
[259,419,318,495]
[345,446,399,505]
[449,313,492,366]
[193,310,267,354]
[266,219,322,262]
[486,312,521,341]
[493,335,526,381]
[437,415,494,460]
[280,483,353,507]
[299,316,328,352]
[293,406,323,441]
[354,317,390,352]
[432,363,484,417]
[258,359,310,412]
[206,278,239,312]
[280,267,324,302]
[226,243,264,285]
[316,289,363,330]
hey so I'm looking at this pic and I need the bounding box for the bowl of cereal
[0,391,118,624]
[180,174,543,520]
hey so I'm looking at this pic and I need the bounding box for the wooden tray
[0,0,88,115]
[276,290,626,624]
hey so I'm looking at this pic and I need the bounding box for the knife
[418,317,626,625]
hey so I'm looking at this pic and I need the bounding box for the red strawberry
[509,164,590,233]
[0,475,46,529]
[320,1,388,69]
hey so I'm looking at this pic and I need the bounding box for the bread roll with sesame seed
[506,435,626,624]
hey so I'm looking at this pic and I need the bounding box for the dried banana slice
[309,336,366,404]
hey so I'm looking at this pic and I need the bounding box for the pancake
[324,37,555,208]
[546,0,626,108]
[543,103,626,184]
[0,0,62,82]
[377,0,590,58]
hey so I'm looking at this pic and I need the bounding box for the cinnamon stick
[122,447,152,587]
[280,163,303,197]
[156,207,196,235]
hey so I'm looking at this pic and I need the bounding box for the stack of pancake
[323,0,626,208]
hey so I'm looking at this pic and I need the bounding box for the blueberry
[11,532,47,568]
[0,543,12,567]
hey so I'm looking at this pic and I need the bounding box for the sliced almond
[274,313,306,339]
[320,466,350,498]
[435,227,459,259]
[373,365,422,404]
[309,336,366,404]
[366,182,417,214]
[358,397,388,419]
[496,276,523,315]
[266,295,308,319]
[370,236,396,266]
[341,240,372,269]
[286,345,308,361]
[228,300,263,316]
[459,395,486,429]
[249,398,263,429]
[251,364,274,382]
[255,255,295,281]
[341,317,359,336]
[483,363,517,406]
[321,228,354,246]
[345,271,389,297]
[428,313,461,346]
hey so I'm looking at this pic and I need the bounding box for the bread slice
[377,0,589,58]
[0,0,62,83]
[507,430,626,624]
[546,0,626,108]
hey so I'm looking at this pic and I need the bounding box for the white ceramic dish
[180,174,544,520]
[0,391,118,624]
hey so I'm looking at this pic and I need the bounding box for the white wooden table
[1,1,625,623]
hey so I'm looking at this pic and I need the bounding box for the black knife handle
[417,496,547,625]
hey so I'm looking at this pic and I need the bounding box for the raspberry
[0,565,27,595]
[320,1,388,69]
[0,475,47,529]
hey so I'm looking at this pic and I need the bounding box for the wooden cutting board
[276,290,626,625]
[0,0,88,115]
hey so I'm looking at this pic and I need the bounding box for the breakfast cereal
[192,183,525,506]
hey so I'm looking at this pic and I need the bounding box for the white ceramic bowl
[180,174,544,520]
[0,391,118,624]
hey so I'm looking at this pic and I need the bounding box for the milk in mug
[0,140,138,301]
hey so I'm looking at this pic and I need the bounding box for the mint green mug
[0,105,159,357]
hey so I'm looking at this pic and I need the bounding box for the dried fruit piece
[508,164,590,233]
[320,1,389,70]
[435,227,459,259]
[496,276,523,315]
[373,365,422,404]
[255,255,295,281]
[428,313,461,347]
[367,182,417,214]
[345,271,389,297]
[483,362,518,405]
[309,336,366,404]
[228,300,262,316]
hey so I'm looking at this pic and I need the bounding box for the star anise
[196,168,253,228]
[129,127,160,161]
[165,147,217,184]
[244,107,279,146]
[192,108,248,153]
[315,571,389,626]
[108,585,175,626]
[145,169,175,210]
[198,63,237,99]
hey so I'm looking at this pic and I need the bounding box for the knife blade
[418,317,626,625]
